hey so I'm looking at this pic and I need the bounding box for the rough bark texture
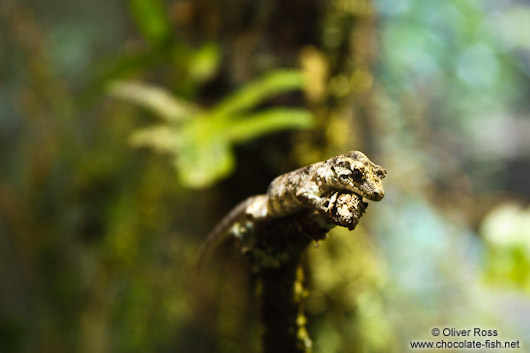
[260,257,310,353]
[238,193,367,353]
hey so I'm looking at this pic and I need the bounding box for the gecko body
[266,150,386,217]
[196,151,386,271]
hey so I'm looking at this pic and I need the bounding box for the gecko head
[331,151,387,201]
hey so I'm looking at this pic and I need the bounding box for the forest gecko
[197,150,386,270]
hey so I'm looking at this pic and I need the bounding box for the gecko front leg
[295,187,344,217]
[296,189,366,229]
[295,187,332,213]
[325,192,367,230]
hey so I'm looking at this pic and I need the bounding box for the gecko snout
[371,189,385,201]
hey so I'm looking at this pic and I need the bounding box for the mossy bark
[260,257,311,353]
[244,195,365,353]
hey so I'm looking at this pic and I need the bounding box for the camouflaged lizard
[197,151,386,270]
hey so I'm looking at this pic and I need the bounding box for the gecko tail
[194,195,267,275]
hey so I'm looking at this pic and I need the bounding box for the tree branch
[236,192,368,353]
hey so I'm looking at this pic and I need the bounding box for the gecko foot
[319,192,367,230]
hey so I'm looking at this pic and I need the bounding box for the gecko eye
[352,168,364,182]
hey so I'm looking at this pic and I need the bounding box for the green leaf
[175,137,235,188]
[129,125,181,152]
[224,108,314,143]
[213,70,305,117]
[129,0,172,45]
[112,69,313,189]
[189,42,221,82]
[107,80,200,122]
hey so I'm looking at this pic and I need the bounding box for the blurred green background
[1,0,530,352]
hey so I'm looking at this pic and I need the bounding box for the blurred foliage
[371,0,530,349]
[480,202,530,291]
[129,0,172,46]
[108,70,313,188]
[1,0,530,352]
[307,227,394,353]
